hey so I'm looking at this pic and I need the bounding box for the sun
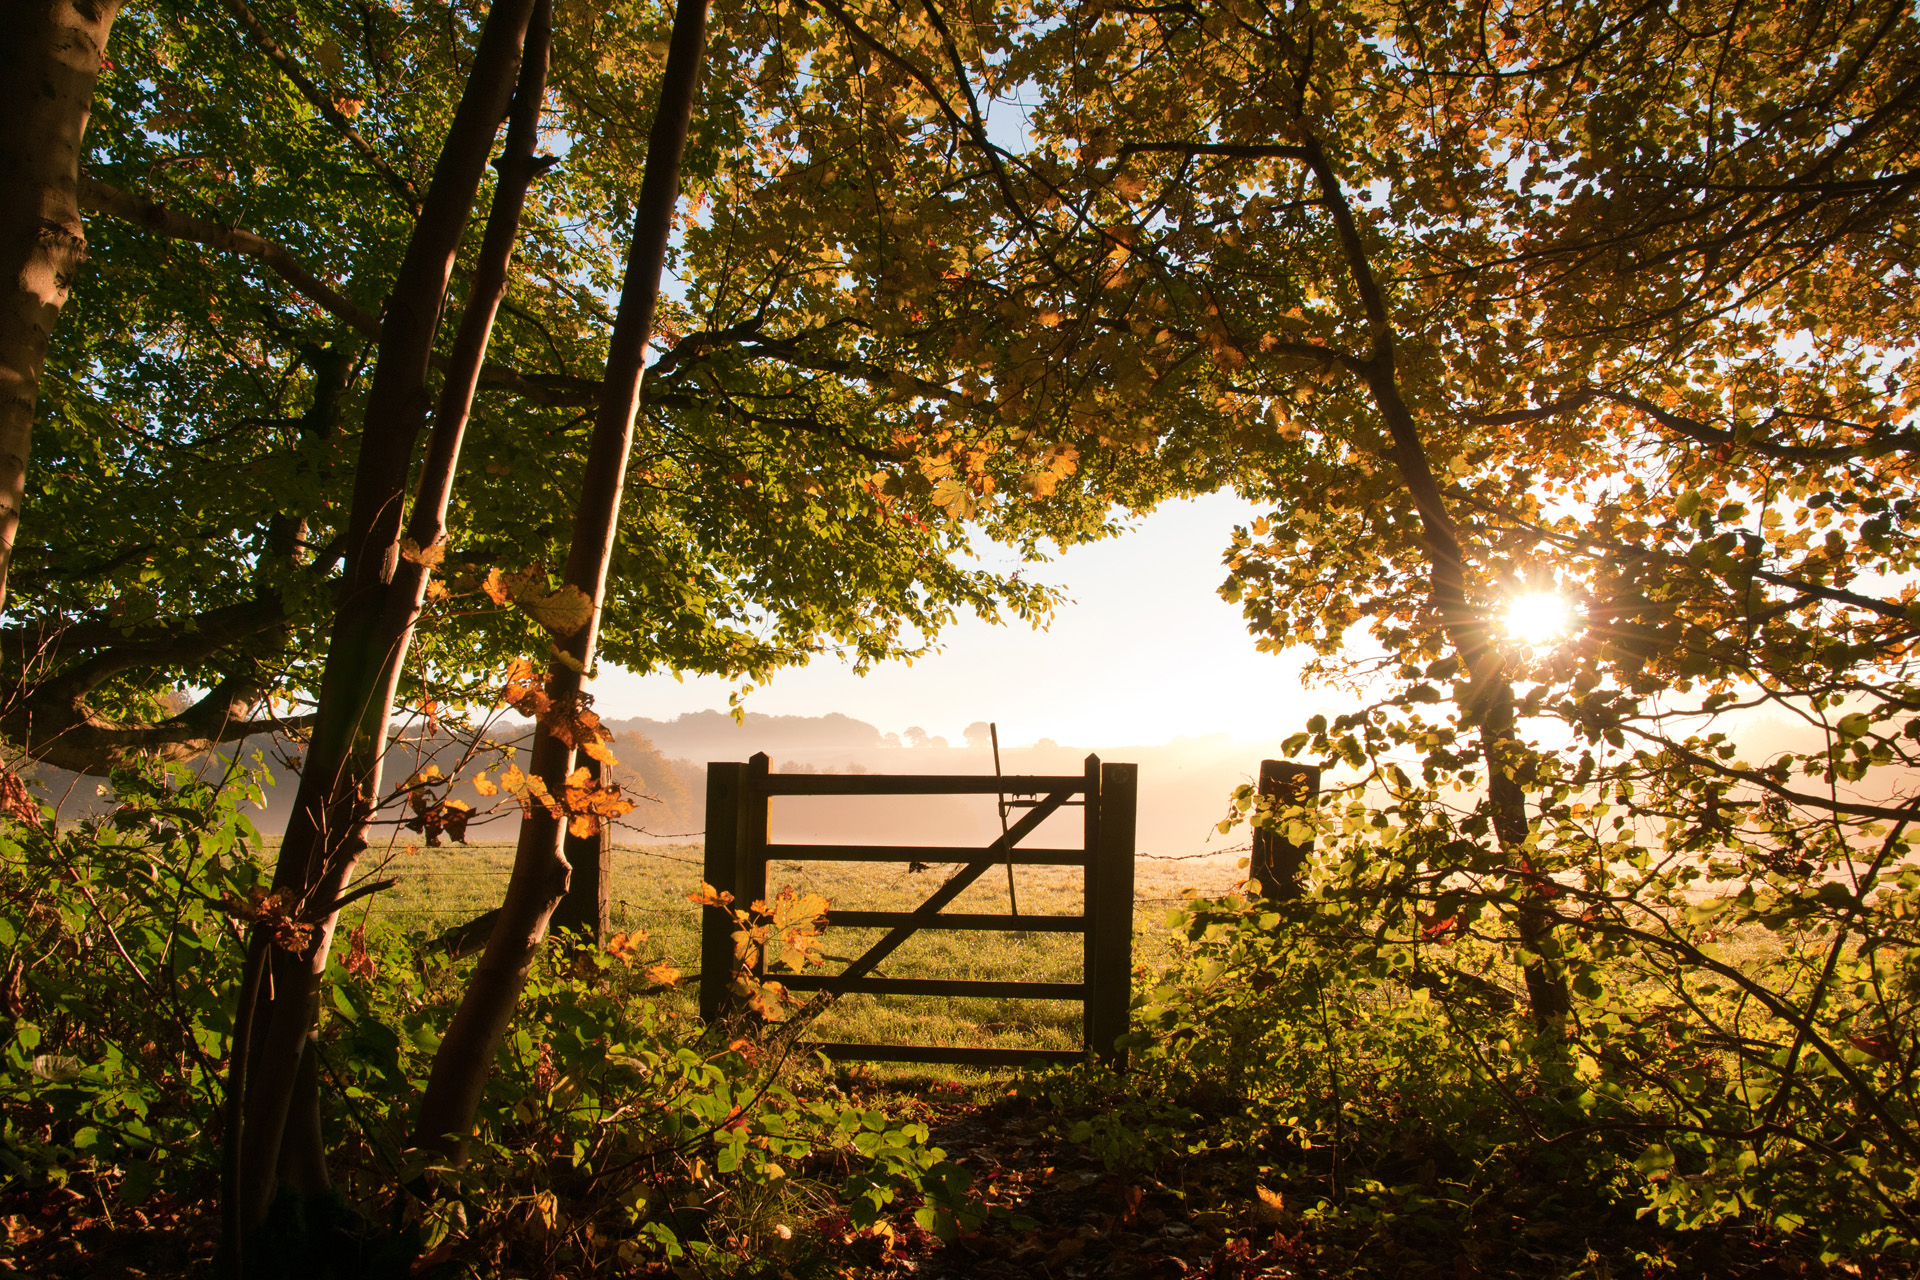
[1503,592,1578,646]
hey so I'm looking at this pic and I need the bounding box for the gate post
[1091,761,1136,1068]
[737,752,770,923]
[700,762,744,1025]
[1081,754,1100,1056]
[736,753,771,1005]
[1250,760,1321,900]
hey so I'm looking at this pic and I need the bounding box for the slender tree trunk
[1366,362,1571,1025]
[233,0,542,1230]
[1298,133,1571,1025]
[551,752,611,942]
[0,0,122,617]
[413,0,711,1155]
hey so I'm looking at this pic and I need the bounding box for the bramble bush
[0,761,984,1274]
[1082,750,1920,1270]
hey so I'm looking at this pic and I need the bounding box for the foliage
[1102,843,1920,1266]
[18,0,1119,769]
[0,765,985,1274]
[689,879,831,1019]
[732,0,1920,1265]
[0,760,264,1203]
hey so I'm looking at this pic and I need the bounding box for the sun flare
[1504,592,1578,646]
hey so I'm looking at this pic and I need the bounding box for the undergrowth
[0,761,992,1276]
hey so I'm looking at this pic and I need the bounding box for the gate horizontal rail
[758,774,1089,795]
[809,1044,1086,1068]
[781,976,1086,998]
[701,752,1136,1067]
[823,910,1084,932]
[767,843,1088,865]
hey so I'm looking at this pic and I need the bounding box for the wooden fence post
[1250,759,1321,900]
[1092,761,1136,1068]
[737,753,771,995]
[700,762,744,1025]
[1080,754,1100,1056]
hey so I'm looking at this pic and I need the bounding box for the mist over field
[26,709,1307,863]
[601,709,1297,859]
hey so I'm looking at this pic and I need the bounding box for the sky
[592,490,1349,748]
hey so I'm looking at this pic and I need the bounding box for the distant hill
[18,709,1364,863]
[601,710,888,759]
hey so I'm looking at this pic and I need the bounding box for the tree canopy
[7,0,1920,1266]
[10,0,1168,774]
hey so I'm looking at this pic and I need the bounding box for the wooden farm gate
[698,753,1136,1067]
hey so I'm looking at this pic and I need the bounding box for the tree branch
[211,0,421,209]
[1623,726,1920,823]
[1466,384,1920,462]
[6,664,315,776]
[79,178,381,338]
[81,178,601,406]
[1119,141,1314,162]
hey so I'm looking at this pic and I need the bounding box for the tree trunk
[0,0,123,617]
[551,753,611,943]
[232,0,542,1231]
[412,0,711,1155]
[1368,360,1571,1026]
[1297,132,1572,1026]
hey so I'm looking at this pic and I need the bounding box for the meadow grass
[347,839,1238,1068]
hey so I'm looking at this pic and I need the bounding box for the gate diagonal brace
[817,789,1072,991]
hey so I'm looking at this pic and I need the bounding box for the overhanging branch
[81,179,381,339]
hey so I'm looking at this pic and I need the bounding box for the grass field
[345,839,1242,1062]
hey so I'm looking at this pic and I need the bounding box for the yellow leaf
[472,774,498,797]
[523,774,559,814]
[646,961,682,987]
[747,980,788,1018]
[1018,471,1059,498]
[582,737,619,767]
[482,567,516,605]
[399,536,446,567]
[1253,1185,1289,1226]
[568,813,599,839]
[520,584,595,637]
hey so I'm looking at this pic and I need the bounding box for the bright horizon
[592,491,1351,750]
